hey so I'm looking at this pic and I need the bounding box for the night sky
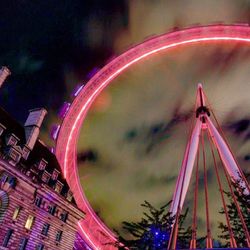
[0,0,128,122]
[1,0,250,240]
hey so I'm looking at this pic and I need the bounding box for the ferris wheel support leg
[170,119,202,216]
[206,117,249,193]
[168,119,202,250]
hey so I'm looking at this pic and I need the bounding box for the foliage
[110,200,192,250]
[218,176,250,248]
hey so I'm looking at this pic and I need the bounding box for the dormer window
[55,181,63,194]
[41,170,51,183]
[8,147,22,165]
[38,159,48,171]
[51,169,60,181]
[66,190,73,202]
[0,123,6,136]
[6,133,19,146]
[22,146,31,160]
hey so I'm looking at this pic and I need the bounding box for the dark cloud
[133,174,177,190]
[244,154,250,161]
[201,44,250,74]
[229,118,250,134]
[78,149,99,163]
[123,108,192,155]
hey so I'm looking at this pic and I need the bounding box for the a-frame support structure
[168,84,250,249]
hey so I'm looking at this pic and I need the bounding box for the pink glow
[64,38,250,177]
[55,25,250,249]
[78,221,100,250]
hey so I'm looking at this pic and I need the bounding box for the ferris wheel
[54,24,250,250]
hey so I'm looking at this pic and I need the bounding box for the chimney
[0,66,11,88]
[24,108,47,150]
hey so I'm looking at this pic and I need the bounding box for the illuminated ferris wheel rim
[55,24,250,250]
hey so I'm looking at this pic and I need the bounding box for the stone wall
[0,160,85,250]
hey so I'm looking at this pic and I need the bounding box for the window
[0,173,16,187]
[60,211,68,222]
[0,173,8,183]
[55,230,63,242]
[41,170,50,183]
[55,181,63,194]
[51,169,59,180]
[38,159,47,170]
[25,215,35,230]
[66,190,73,202]
[6,134,19,146]
[36,243,44,250]
[18,238,28,250]
[35,197,42,207]
[8,176,16,188]
[48,204,56,215]
[41,223,50,236]
[9,148,22,163]
[12,206,21,220]
[2,229,13,247]
[22,146,30,160]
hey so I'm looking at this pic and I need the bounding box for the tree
[218,176,250,248]
[110,200,192,250]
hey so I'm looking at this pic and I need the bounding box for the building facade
[0,68,85,250]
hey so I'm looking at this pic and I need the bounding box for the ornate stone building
[0,67,85,250]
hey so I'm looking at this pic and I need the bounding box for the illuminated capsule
[58,102,71,119]
[50,124,61,141]
[72,84,84,97]
[50,147,55,153]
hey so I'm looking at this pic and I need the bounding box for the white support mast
[170,83,249,216]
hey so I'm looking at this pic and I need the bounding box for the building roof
[0,106,76,205]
